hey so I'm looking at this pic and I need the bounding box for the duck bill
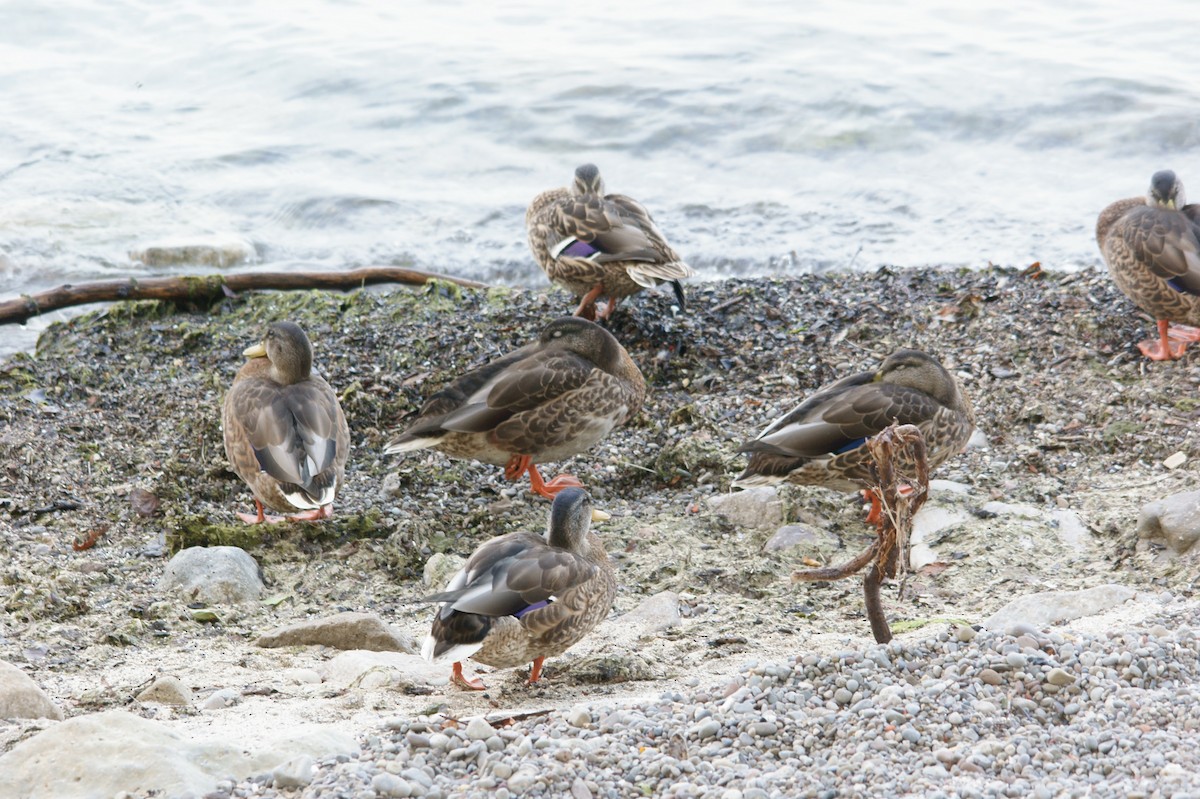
[242,343,268,358]
[591,508,611,522]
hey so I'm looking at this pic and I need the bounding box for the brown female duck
[223,322,350,524]
[732,349,974,522]
[415,487,615,690]
[526,163,694,320]
[1096,169,1200,360]
[384,317,645,499]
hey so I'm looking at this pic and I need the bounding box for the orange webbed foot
[236,500,287,525]
[1140,320,1189,360]
[528,465,583,499]
[1167,324,1200,343]
[862,489,883,527]
[573,285,605,320]
[1138,338,1187,361]
[452,661,486,691]
[504,454,531,481]
[289,505,333,521]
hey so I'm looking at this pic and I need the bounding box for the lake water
[1,0,1197,355]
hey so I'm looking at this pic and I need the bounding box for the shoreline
[1,266,1198,795]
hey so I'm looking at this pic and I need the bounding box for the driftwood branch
[793,422,930,644]
[0,266,491,325]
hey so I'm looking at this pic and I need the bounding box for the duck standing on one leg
[223,322,350,524]
[415,487,616,691]
[384,317,645,499]
[1097,169,1200,361]
[732,349,975,524]
[526,163,694,321]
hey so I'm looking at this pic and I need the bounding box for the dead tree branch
[0,266,491,325]
[792,422,930,643]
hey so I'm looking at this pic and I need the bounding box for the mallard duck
[732,349,975,522]
[1096,170,1200,361]
[416,487,615,690]
[526,163,694,320]
[384,316,645,499]
[222,321,350,524]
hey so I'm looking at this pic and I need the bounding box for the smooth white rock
[709,487,785,531]
[159,546,264,604]
[271,754,314,789]
[1138,490,1200,555]
[423,552,466,588]
[1049,509,1090,551]
[136,676,193,706]
[624,591,682,632]
[0,660,63,720]
[981,584,1137,631]
[322,650,445,688]
[0,710,356,799]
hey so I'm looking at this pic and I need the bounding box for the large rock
[0,710,357,798]
[1138,490,1200,555]
[321,650,446,690]
[981,584,1137,632]
[763,523,838,554]
[0,660,63,720]
[256,612,417,653]
[159,546,264,604]
[136,676,193,706]
[130,236,256,269]
[709,487,785,531]
[624,591,681,632]
[423,552,466,588]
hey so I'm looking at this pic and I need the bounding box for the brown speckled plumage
[384,317,645,483]
[223,322,349,519]
[732,349,975,492]
[1097,170,1200,359]
[526,164,693,319]
[417,488,615,685]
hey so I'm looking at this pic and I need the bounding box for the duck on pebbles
[413,487,615,690]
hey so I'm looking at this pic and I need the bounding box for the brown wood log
[0,266,491,325]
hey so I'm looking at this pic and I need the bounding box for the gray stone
[423,552,466,588]
[763,523,837,553]
[202,688,241,709]
[709,487,785,530]
[271,754,314,788]
[130,237,256,269]
[1138,490,1200,554]
[0,710,355,798]
[0,660,63,720]
[372,772,412,797]
[624,591,681,632]
[159,546,263,604]
[1050,509,1090,551]
[981,584,1137,631]
[1046,668,1076,687]
[136,675,193,706]
[256,612,417,654]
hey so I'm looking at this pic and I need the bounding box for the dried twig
[792,422,930,643]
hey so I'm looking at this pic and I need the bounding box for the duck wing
[1118,205,1200,294]
[233,377,342,496]
[437,349,596,435]
[417,532,598,619]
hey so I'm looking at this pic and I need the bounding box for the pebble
[223,604,1200,797]
[465,717,495,740]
